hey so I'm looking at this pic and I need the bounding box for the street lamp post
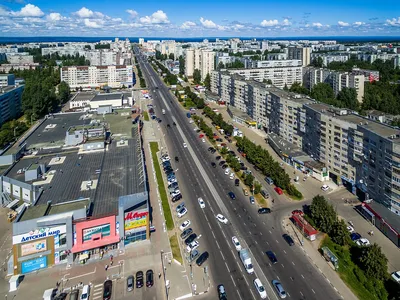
[13,127,18,141]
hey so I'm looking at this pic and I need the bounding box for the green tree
[193,69,201,84]
[311,83,336,102]
[204,73,211,91]
[244,174,254,187]
[179,56,185,75]
[263,79,273,84]
[330,219,351,246]
[289,82,310,95]
[359,243,389,281]
[254,182,262,194]
[58,81,70,104]
[310,195,337,233]
[217,61,225,70]
[168,53,175,60]
[337,87,359,110]
[310,57,324,67]
[220,147,228,155]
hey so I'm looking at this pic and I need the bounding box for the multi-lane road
[135,48,341,300]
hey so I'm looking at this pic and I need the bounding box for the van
[69,289,79,300]
[243,189,249,196]
[80,285,90,300]
[265,177,274,185]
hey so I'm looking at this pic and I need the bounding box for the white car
[179,220,191,231]
[177,207,188,218]
[356,238,371,246]
[189,119,194,124]
[171,190,181,197]
[168,178,177,185]
[161,156,170,163]
[198,197,205,208]
[346,225,355,233]
[229,173,235,180]
[216,214,228,224]
[186,240,199,253]
[254,278,267,299]
[232,236,242,251]
[224,168,231,175]
[202,138,205,143]
[183,143,187,148]
[391,271,400,283]
[321,184,329,191]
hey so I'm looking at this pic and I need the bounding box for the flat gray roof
[91,93,123,102]
[0,85,22,94]
[73,92,96,102]
[369,202,400,234]
[268,132,311,159]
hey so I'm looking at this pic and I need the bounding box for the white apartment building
[310,53,350,67]
[226,60,303,89]
[6,54,34,64]
[85,51,118,66]
[287,46,311,67]
[41,47,86,57]
[185,49,215,80]
[60,65,133,89]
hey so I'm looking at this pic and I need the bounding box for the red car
[274,187,283,195]
[199,134,204,138]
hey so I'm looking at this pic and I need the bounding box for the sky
[0,0,399,37]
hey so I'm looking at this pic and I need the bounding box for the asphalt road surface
[136,48,341,300]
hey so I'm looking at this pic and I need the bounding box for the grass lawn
[169,234,183,265]
[254,193,268,207]
[284,190,303,201]
[143,111,150,121]
[320,237,383,300]
[150,142,174,231]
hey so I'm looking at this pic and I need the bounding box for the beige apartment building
[185,48,215,80]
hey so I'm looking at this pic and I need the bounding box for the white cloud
[47,13,63,22]
[0,7,10,16]
[260,19,279,27]
[84,18,101,28]
[75,7,93,18]
[386,17,400,26]
[217,25,227,31]
[312,22,323,27]
[282,19,291,26]
[22,17,44,23]
[126,9,138,18]
[139,10,169,24]
[200,17,217,28]
[338,21,350,26]
[11,4,44,17]
[234,24,244,29]
[181,21,196,29]
[353,21,365,26]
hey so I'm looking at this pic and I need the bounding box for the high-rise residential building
[225,60,303,89]
[304,67,365,102]
[288,46,311,67]
[184,48,215,80]
[138,38,145,45]
[0,85,24,126]
[60,65,133,89]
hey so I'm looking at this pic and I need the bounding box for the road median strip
[149,141,174,231]
[169,234,183,265]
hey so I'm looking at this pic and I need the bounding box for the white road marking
[225,261,230,272]
[312,288,316,294]
[301,274,305,279]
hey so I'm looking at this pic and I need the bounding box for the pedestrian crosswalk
[92,283,103,300]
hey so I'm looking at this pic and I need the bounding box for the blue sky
[0,0,399,37]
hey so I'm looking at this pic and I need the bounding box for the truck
[187,112,191,118]
[162,109,166,115]
[239,249,254,274]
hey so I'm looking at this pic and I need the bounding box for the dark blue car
[350,232,361,241]
[228,192,236,200]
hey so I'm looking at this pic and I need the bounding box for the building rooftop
[0,85,22,94]
[73,92,96,102]
[268,132,311,161]
[18,204,49,222]
[368,202,400,235]
[91,93,123,102]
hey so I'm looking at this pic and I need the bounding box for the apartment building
[85,51,118,66]
[310,53,350,67]
[0,85,24,126]
[0,74,15,87]
[226,60,303,89]
[287,46,311,67]
[184,48,215,80]
[60,65,133,89]
[303,67,365,102]
[6,54,34,64]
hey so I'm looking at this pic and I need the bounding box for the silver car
[272,280,287,298]
[188,249,200,262]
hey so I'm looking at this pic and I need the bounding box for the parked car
[321,184,329,191]
[232,236,242,251]
[272,280,287,298]
[254,278,267,299]
[283,234,295,246]
[180,228,193,239]
[188,249,200,262]
[249,196,255,204]
[235,179,240,186]
[127,275,134,292]
[136,271,144,288]
[258,208,271,214]
[146,270,154,287]
[391,271,400,283]
[211,162,217,168]
[171,193,182,202]
[274,187,283,195]
[356,238,371,246]
[186,240,200,253]
[350,232,361,241]
[219,161,225,166]
[179,220,191,231]
[69,290,79,300]
[196,251,209,266]
[177,207,188,218]
[184,233,198,245]
[217,284,227,300]
[215,156,221,160]
[176,202,185,212]
[260,190,269,198]
[103,280,112,300]
[266,251,278,264]
[80,285,90,300]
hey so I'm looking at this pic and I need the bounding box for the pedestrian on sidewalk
[158,272,161,279]
[105,264,108,271]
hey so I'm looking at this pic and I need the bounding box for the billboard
[82,224,110,242]
[13,225,66,244]
[21,256,47,274]
[20,239,47,257]
[124,211,148,232]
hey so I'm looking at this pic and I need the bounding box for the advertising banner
[124,211,148,232]
[82,224,110,242]
[13,225,66,244]
[21,256,47,274]
[20,239,47,256]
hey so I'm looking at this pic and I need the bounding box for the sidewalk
[281,217,357,300]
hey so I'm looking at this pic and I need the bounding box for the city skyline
[0,0,400,37]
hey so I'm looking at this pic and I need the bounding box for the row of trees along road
[151,59,178,85]
[180,86,205,109]
[134,56,146,88]
[202,106,234,135]
[234,135,302,198]
[306,195,395,300]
